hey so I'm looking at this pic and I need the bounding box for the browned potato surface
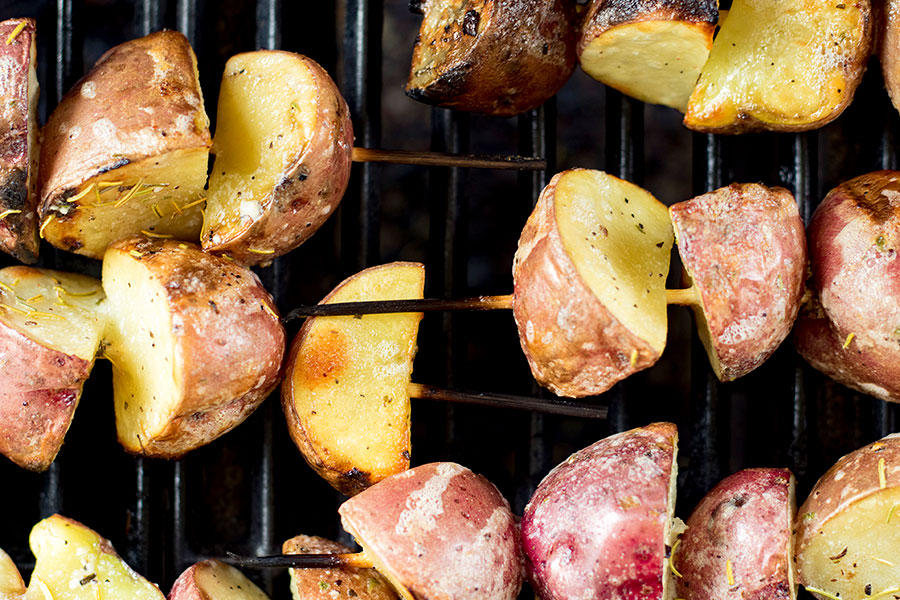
[795,434,900,600]
[795,171,900,403]
[674,468,797,600]
[0,266,105,470]
[283,536,398,600]
[406,0,576,116]
[670,183,806,381]
[203,51,353,266]
[521,422,680,600]
[512,168,673,398]
[0,548,25,599]
[37,30,210,259]
[882,0,900,112]
[282,263,423,495]
[578,0,717,111]
[102,238,284,457]
[684,0,871,133]
[339,462,523,600]
[168,560,269,600]
[0,18,39,264]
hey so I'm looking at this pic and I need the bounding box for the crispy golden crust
[407,0,577,116]
[203,52,353,266]
[283,536,399,600]
[0,18,38,263]
[578,0,717,53]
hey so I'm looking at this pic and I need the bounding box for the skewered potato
[0,548,24,599]
[0,266,105,470]
[283,536,398,600]
[103,238,284,457]
[578,0,718,111]
[406,0,577,116]
[685,0,871,133]
[168,560,270,600]
[203,51,353,266]
[37,30,211,259]
[0,18,39,263]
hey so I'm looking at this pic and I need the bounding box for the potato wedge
[882,0,900,113]
[339,462,523,600]
[25,514,164,600]
[406,0,576,116]
[0,18,39,264]
[0,266,105,470]
[795,434,900,600]
[674,468,797,600]
[512,169,673,398]
[521,423,680,600]
[102,238,284,457]
[37,30,210,259]
[283,536,397,600]
[684,0,871,133]
[168,560,269,600]
[282,262,423,495]
[578,0,717,111]
[203,51,353,266]
[670,183,807,381]
[0,548,25,599]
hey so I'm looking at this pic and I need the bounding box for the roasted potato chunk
[283,536,398,600]
[37,30,211,259]
[169,560,270,600]
[0,548,25,599]
[882,0,900,113]
[685,0,871,133]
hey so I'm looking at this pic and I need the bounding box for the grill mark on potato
[0,168,26,210]
[296,327,348,387]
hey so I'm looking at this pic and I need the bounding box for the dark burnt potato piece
[407,0,577,116]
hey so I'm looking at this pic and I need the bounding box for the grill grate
[1,2,899,599]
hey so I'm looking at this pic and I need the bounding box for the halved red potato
[37,30,211,259]
[795,171,900,403]
[674,468,797,600]
[102,238,284,457]
[795,434,900,600]
[0,548,25,599]
[0,266,105,470]
[670,183,806,381]
[203,51,353,266]
[0,18,39,263]
[512,169,673,398]
[406,0,577,116]
[339,462,523,600]
[685,0,871,133]
[25,514,165,600]
[578,0,718,111]
[168,560,269,600]
[521,422,681,600]
[283,536,398,600]
[282,262,424,496]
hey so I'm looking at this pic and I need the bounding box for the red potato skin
[339,462,523,600]
[795,171,900,402]
[0,18,38,264]
[521,422,677,600]
[0,325,86,470]
[167,563,208,600]
[203,53,353,267]
[670,184,807,381]
[674,468,795,600]
[512,172,659,398]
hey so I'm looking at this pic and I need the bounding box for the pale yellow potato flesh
[555,170,671,354]
[580,21,711,111]
[288,263,424,491]
[41,148,207,259]
[193,561,270,600]
[0,268,105,361]
[25,515,164,600]
[798,488,900,600]
[102,248,178,449]
[685,0,867,131]
[0,548,25,598]
[204,52,316,246]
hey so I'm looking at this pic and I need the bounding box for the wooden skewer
[227,551,373,569]
[351,147,546,171]
[408,383,607,419]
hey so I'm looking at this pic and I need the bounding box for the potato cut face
[580,21,712,111]
[284,536,399,600]
[41,148,207,259]
[102,247,178,449]
[287,263,424,493]
[204,52,317,247]
[798,488,900,600]
[407,0,485,92]
[685,0,868,131]
[0,267,105,360]
[193,561,270,600]
[25,515,164,600]
[0,548,25,597]
[555,170,672,353]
